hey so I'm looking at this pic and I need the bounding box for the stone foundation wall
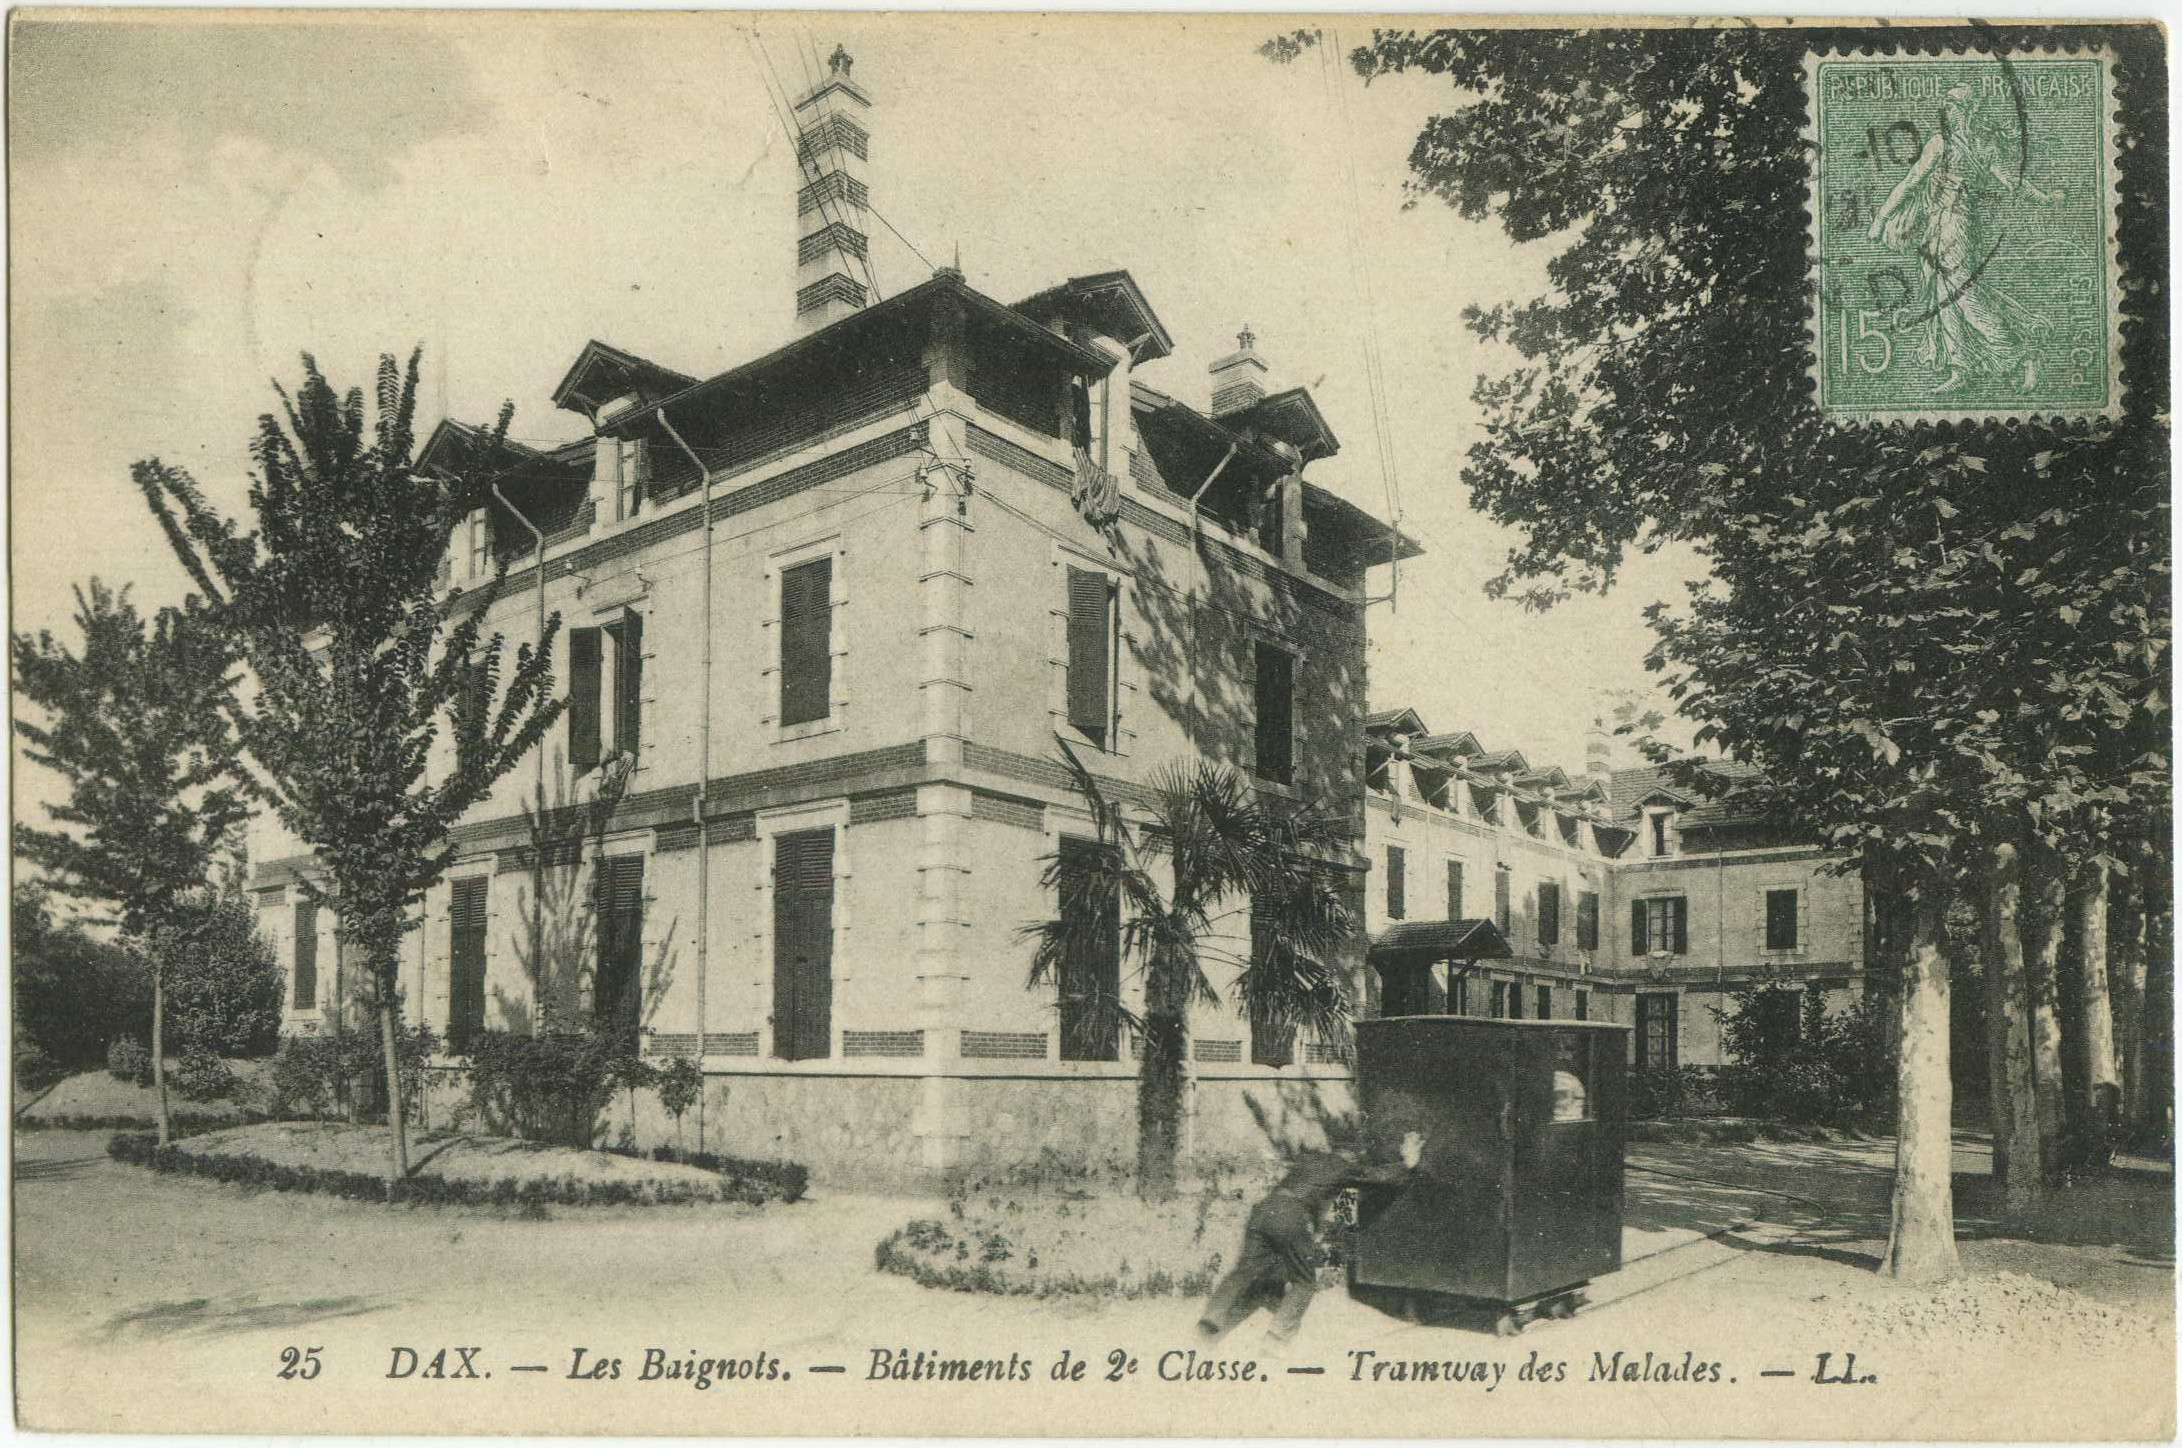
[411,1064,1360,1191]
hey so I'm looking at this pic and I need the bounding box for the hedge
[18,1111,260,1133]
[106,1133,805,1208]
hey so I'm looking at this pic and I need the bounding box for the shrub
[266,1024,436,1123]
[466,1027,649,1147]
[655,1056,702,1139]
[171,1046,237,1103]
[15,1035,67,1094]
[631,1143,809,1203]
[107,1038,154,1088]
[1708,982,1892,1129]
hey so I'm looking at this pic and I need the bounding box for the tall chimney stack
[1584,723,1614,789]
[793,45,873,335]
[1208,325,1269,416]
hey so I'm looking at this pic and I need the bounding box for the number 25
[278,1346,323,1381]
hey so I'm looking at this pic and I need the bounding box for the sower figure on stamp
[1867,81,2066,395]
[1196,1133,1424,1346]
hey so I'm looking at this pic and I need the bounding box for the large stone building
[1360,711,1866,1069]
[251,48,1415,1185]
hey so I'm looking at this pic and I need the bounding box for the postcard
[10,10,2172,1439]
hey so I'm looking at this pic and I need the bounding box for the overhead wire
[1318,30,1407,608]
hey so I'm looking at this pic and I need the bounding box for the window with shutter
[1065,567,1115,746]
[1637,991,1679,1070]
[609,610,644,762]
[568,627,603,770]
[1450,974,1469,1016]
[1507,980,1524,1019]
[1538,881,1561,946]
[1575,989,1590,1021]
[1057,837,1120,1061]
[1536,985,1552,1019]
[292,901,318,1009]
[449,878,489,1049]
[594,855,644,1042]
[1494,868,1512,933]
[1490,980,1507,1019]
[1385,846,1406,920]
[1248,901,1294,1067]
[1252,643,1294,786]
[1766,888,1800,950]
[1636,896,1689,956]
[779,558,833,727]
[1446,861,1464,922]
[771,829,835,1060]
[1577,890,1600,951]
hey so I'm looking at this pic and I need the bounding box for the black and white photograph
[7,10,2172,1438]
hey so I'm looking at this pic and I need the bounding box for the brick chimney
[1585,724,1614,790]
[1208,325,1269,416]
[793,45,872,335]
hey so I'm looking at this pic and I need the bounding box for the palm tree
[1022,736,1357,1201]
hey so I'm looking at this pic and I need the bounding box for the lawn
[16,1063,270,1128]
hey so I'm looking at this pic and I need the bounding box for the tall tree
[1022,739,1355,1200]
[1296,22,2168,1270]
[12,581,247,1143]
[136,351,563,1181]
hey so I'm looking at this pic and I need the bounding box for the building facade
[251,50,1419,1186]
[1360,711,1867,1069]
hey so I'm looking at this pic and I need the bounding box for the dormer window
[1647,807,1676,858]
[1366,743,1394,796]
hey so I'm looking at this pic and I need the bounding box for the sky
[9,11,1708,830]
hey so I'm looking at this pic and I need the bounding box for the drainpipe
[658,409,712,1155]
[490,481,548,1042]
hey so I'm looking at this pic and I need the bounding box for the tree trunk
[379,975,410,1184]
[2069,865,2119,1167]
[1135,948,1189,1202]
[2019,854,2068,1184]
[2112,869,2148,1135]
[2143,845,2174,1149]
[151,965,172,1147]
[1881,890,1962,1283]
[1981,845,2041,1213]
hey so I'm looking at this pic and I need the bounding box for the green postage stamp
[1806,51,2120,423]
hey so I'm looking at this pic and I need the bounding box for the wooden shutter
[594,855,644,1040]
[1070,377,1094,451]
[611,611,643,762]
[1253,643,1293,785]
[292,901,318,1009]
[1536,985,1552,1020]
[1508,980,1524,1018]
[1494,868,1511,932]
[1065,567,1112,744]
[1539,882,1560,945]
[1058,837,1120,1060]
[1248,901,1294,1067]
[568,626,603,770]
[1385,846,1406,920]
[1631,899,1650,954]
[449,878,488,1048]
[1575,989,1589,1021]
[1635,993,1651,1066]
[1669,897,1689,955]
[771,829,835,1060]
[1446,861,1464,921]
[1577,890,1600,951]
[779,558,833,727]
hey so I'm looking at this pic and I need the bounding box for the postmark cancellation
[1805,49,2122,424]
